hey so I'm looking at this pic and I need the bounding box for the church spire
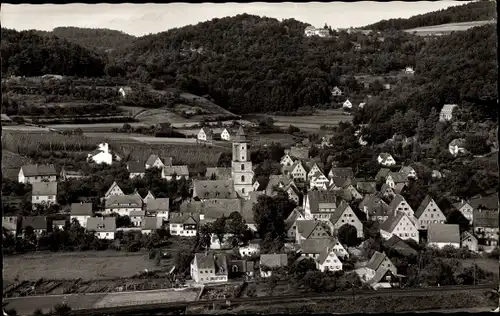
[233,126,247,142]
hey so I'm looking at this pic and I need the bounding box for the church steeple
[231,126,253,198]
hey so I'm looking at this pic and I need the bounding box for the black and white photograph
[1,1,499,315]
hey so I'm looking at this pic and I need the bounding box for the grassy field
[266,109,352,132]
[94,288,199,308]
[4,293,108,315]
[3,251,159,282]
[462,258,499,277]
[1,150,32,180]
[404,20,496,35]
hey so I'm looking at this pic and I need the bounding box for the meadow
[404,20,496,35]
[268,109,352,132]
[1,150,32,180]
[462,258,499,278]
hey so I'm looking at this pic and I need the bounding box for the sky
[1,1,471,37]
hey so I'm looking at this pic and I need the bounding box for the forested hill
[107,14,423,114]
[1,28,106,77]
[363,1,496,31]
[36,27,136,53]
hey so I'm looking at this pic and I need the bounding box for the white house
[388,194,414,218]
[130,210,145,227]
[118,86,132,98]
[290,161,308,182]
[239,240,261,257]
[104,195,143,216]
[197,128,213,142]
[439,104,458,122]
[190,252,228,284]
[461,231,479,252]
[87,143,119,165]
[280,153,296,167]
[329,201,364,238]
[404,66,415,75]
[453,200,474,224]
[331,86,343,96]
[145,154,172,169]
[162,165,190,180]
[377,153,396,166]
[169,214,198,237]
[359,102,366,109]
[146,198,169,221]
[316,246,343,272]
[309,172,330,191]
[385,172,408,190]
[303,191,339,221]
[220,128,232,141]
[86,217,116,240]
[448,138,467,156]
[142,191,156,204]
[343,99,353,109]
[379,211,419,243]
[70,202,93,228]
[363,251,397,281]
[304,26,330,37]
[104,181,125,199]
[18,164,58,184]
[414,196,446,230]
[31,182,57,209]
[427,223,460,249]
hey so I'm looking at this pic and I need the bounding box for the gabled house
[191,252,228,284]
[379,211,419,243]
[385,172,408,193]
[87,143,120,165]
[290,161,308,182]
[21,216,48,237]
[127,161,146,179]
[366,267,399,289]
[60,167,85,181]
[375,168,391,182]
[298,238,334,260]
[414,196,446,230]
[130,210,145,227]
[377,153,396,166]
[306,161,325,180]
[259,254,288,278]
[427,223,460,249]
[31,182,57,208]
[52,220,67,230]
[316,246,343,272]
[239,240,261,257]
[146,198,169,220]
[343,99,353,109]
[104,181,124,200]
[309,172,330,191]
[197,128,213,142]
[331,86,343,96]
[448,138,467,156]
[453,200,474,224]
[193,180,236,200]
[162,165,189,180]
[329,201,364,238]
[295,220,331,244]
[329,177,351,191]
[359,195,392,222]
[104,195,143,216]
[285,208,306,239]
[86,217,117,239]
[404,66,415,74]
[145,154,172,169]
[388,194,414,218]
[141,216,162,234]
[169,214,198,237]
[364,251,397,281]
[461,231,479,252]
[382,235,418,257]
[399,166,417,179]
[342,183,363,202]
[70,202,93,228]
[142,191,156,204]
[280,153,296,167]
[380,183,396,199]
[118,86,132,98]
[439,104,458,122]
[220,128,232,141]
[205,167,232,180]
[303,191,339,221]
[472,208,499,247]
[359,102,366,109]
[18,164,57,184]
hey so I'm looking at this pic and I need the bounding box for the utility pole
[473,260,476,286]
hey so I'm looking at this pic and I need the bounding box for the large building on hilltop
[231,127,254,198]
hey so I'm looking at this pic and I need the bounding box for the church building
[231,127,254,198]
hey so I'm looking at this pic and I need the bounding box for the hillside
[364,1,496,31]
[36,27,136,53]
[107,14,424,114]
[404,20,496,36]
[1,28,106,77]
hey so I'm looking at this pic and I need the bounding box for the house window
[241,175,245,182]
[241,164,245,171]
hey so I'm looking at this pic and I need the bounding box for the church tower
[231,126,254,198]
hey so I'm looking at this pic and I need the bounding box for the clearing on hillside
[404,20,496,36]
[1,150,32,180]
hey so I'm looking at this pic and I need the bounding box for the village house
[191,252,229,284]
[70,202,93,228]
[328,167,354,179]
[343,99,353,109]
[304,25,330,37]
[316,245,343,272]
[359,102,366,109]
[453,200,474,224]
[130,210,145,227]
[280,152,296,167]
[383,235,418,257]
[205,167,232,180]
[377,153,396,166]
[284,208,306,239]
[388,194,414,218]
[329,201,364,238]
[127,161,146,179]
[197,127,214,142]
[399,166,417,179]
[18,164,58,184]
[239,240,261,257]
[375,168,391,182]
[473,209,499,247]
[259,254,288,278]
[366,268,400,289]
[298,238,334,260]
[141,191,156,204]
[140,216,162,234]
[331,86,343,96]
[146,198,169,221]
[439,104,458,122]
[432,170,443,179]
[414,196,446,230]
[118,86,132,98]
[193,180,237,200]
[169,214,198,237]
[328,177,350,192]
[379,211,419,243]
[59,167,85,181]
[162,165,190,180]
[380,183,396,199]
[448,138,468,156]
[363,251,397,283]
[87,143,120,165]
[427,223,460,249]
[31,182,58,209]
[145,154,172,169]
[104,195,143,216]
[104,181,125,199]
[385,172,408,193]
[303,191,339,221]
[21,216,48,237]
[289,146,309,160]
[306,161,325,179]
[2,216,18,235]
[341,183,364,201]
[87,216,116,239]
[220,128,233,141]
[404,66,415,74]
[309,172,330,191]
[289,161,309,182]
[461,231,479,252]
[359,195,391,222]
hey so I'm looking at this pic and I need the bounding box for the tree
[52,303,72,316]
[337,224,361,247]
[446,210,471,233]
[266,274,278,295]
[465,134,490,155]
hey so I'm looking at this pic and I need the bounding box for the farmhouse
[191,252,229,284]
[298,238,333,259]
[130,210,145,227]
[280,153,296,167]
[448,138,467,156]
[197,128,213,142]
[379,211,419,243]
[87,217,117,240]
[414,196,446,230]
[18,164,58,184]
[331,86,343,96]
[70,202,93,228]
[377,153,396,166]
[87,143,120,165]
[305,161,325,179]
[343,99,353,109]
[104,181,125,199]
[146,198,169,220]
[427,223,460,249]
[259,254,288,278]
[388,194,414,218]
[383,235,418,257]
[104,195,143,216]
[60,167,85,181]
[31,182,58,208]
[162,165,189,180]
[365,251,397,280]
[309,172,330,191]
[169,214,198,237]
[21,216,48,237]
[127,161,146,179]
[380,183,396,199]
[295,220,332,244]
[193,180,237,200]
[399,166,417,179]
[473,208,499,247]
[461,231,479,252]
[304,25,330,37]
[385,172,408,193]
[359,195,391,222]
[142,191,156,204]
[453,200,474,224]
[316,246,343,272]
[145,154,172,169]
[303,191,339,221]
[329,201,364,238]
[439,104,458,122]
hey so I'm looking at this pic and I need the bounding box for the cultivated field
[267,109,352,132]
[250,133,297,147]
[2,125,51,132]
[4,293,108,315]
[93,288,199,308]
[3,251,159,282]
[404,20,496,36]
[462,258,499,278]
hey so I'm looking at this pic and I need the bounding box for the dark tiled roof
[87,217,116,232]
[259,254,288,268]
[105,195,143,208]
[127,161,146,173]
[379,212,405,233]
[387,172,407,184]
[141,217,160,230]
[169,214,199,224]
[21,164,57,177]
[145,154,160,167]
[469,192,498,210]
[365,251,387,271]
[193,180,236,199]
[104,181,124,197]
[388,194,407,211]
[299,238,333,255]
[307,190,339,213]
[22,216,47,230]
[329,201,351,225]
[70,203,93,216]
[428,223,460,244]
[284,207,305,231]
[32,182,57,195]
[473,209,499,228]
[355,180,376,194]
[375,168,391,179]
[163,165,189,176]
[399,166,416,177]
[205,167,232,180]
[180,199,242,221]
[290,146,309,160]
[414,195,433,219]
[329,167,354,179]
[146,198,169,212]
